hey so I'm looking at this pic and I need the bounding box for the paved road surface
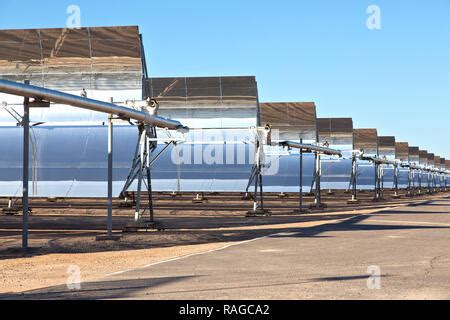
[4,197,450,299]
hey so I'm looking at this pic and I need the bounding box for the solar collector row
[0,25,448,197]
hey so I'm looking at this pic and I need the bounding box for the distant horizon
[1,0,449,157]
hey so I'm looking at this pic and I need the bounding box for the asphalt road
[5,197,450,299]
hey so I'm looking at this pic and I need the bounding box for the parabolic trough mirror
[317,118,353,190]
[0,26,145,197]
[377,136,396,188]
[1,25,447,198]
[408,146,420,189]
[419,150,429,188]
[395,142,409,188]
[144,76,263,193]
[446,160,450,185]
[0,26,270,196]
[353,128,378,189]
[259,102,317,192]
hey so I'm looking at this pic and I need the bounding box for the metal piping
[401,163,423,171]
[360,155,397,166]
[0,79,189,132]
[401,163,449,175]
[279,141,342,157]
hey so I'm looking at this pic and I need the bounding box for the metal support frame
[347,152,360,204]
[107,115,113,235]
[406,167,415,197]
[392,164,401,199]
[298,138,303,212]
[360,155,396,201]
[294,138,308,213]
[96,112,123,240]
[244,163,268,216]
[309,155,317,196]
[277,141,341,210]
[427,171,432,194]
[418,170,422,195]
[298,138,304,212]
[1,79,187,238]
[434,172,437,192]
[245,133,270,216]
[310,152,326,209]
[431,172,435,193]
[373,162,379,200]
[373,162,384,201]
[245,162,269,216]
[22,83,30,249]
[243,165,257,200]
[120,123,157,227]
[192,192,207,203]
[170,143,182,197]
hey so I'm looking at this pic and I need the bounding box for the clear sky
[1,0,449,157]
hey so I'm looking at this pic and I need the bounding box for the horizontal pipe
[397,162,448,174]
[359,155,397,166]
[279,141,342,157]
[401,163,423,171]
[0,79,188,132]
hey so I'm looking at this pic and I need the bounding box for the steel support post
[348,153,359,204]
[406,168,414,197]
[393,164,401,199]
[246,165,269,216]
[258,167,264,210]
[134,128,145,222]
[298,139,304,211]
[432,173,436,193]
[107,115,113,235]
[406,168,412,196]
[309,153,317,195]
[293,138,307,213]
[253,166,259,211]
[120,132,142,199]
[352,155,358,200]
[373,162,384,201]
[172,143,181,197]
[246,140,270,216]
[22,84,30,249]
[373,162,379,201]
[418,170,422,195]
[427,172,430,194]
[242,165,257,200]
[310,153,326,209]
[145,137,154,223]
[315,153,321,205]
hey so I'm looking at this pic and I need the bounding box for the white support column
[22,90,30,249]
[107,114,113,235]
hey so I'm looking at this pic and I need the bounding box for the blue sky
[1,0,449,157]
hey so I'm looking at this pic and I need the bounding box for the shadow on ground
[0,275,196,300]
[0,198,448,261]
